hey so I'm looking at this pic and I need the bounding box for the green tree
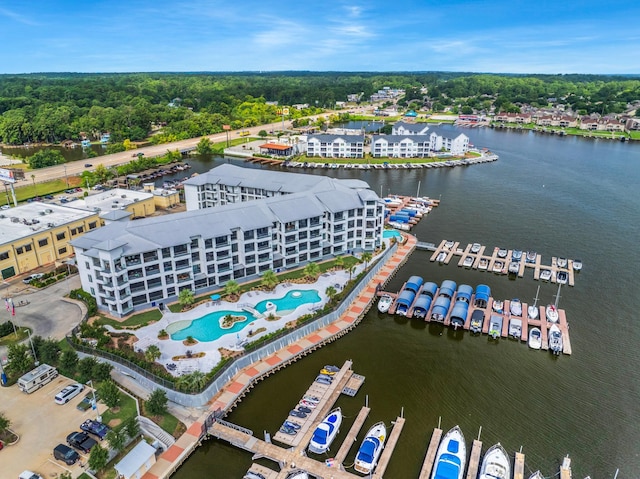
[105,142,126,154]
[325,285,337,302]
[258,130,268,138]
[106,429,126,453]
[0,411,11,432]
[195,137,213,155]
[88,444,109,471]
[176,370,207,393]
[178,289,194,309]
[98,380,121,408]
[78,357,98,381]
[334,256,344,269]
[349,265,357,282]
[6,343,33,376]
[144,344,161,363]
[27,149,65,169]
[260,270,278,291]
[123,416,141,439]
[59,349,79,375]
[223,279,240,299]
[303,262,320,280]
[146,388,168,415]
[92,361,113,382]
[32,336,60,365]
[360,251,373,269]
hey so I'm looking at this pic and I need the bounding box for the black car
[66,431,97,453]
[84,163,93,167]
[53,444,79,465]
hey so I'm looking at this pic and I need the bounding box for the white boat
[528,287,540,320]
[377,294,393,313]
[528,471,544,479]
[471,243,481,253]
[478,258,489,270]
[508,318,522,339]
[444,240,455,250]
[354,421,387,475]
[492,261,504,273]
[509,298,522,316]
[462,256,474,268]
[572,259,582,271]
[528,327,542,349]
[549,324,563,354]
[546,305,559,323]
[557,257,568,268]
[430,426,467,479]
[557,271,568,284]
[497,248,508,258]
[526,251,537,263]
[286,471,309,479]
[479,443,511,479]
[512,250,523,261]
[508,262,520,274]
[539,269,552,281]
[437,251,448,263]
[308,408,342,454]
[492,300,503,314]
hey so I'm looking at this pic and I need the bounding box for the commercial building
[0,203,100,279]
[72,166,384,317]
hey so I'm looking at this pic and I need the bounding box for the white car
[19,471,44,479]
[22,273,44,284]
[54,383,84,405]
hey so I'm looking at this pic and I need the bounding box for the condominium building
[0,203,100,279]
[72,166,384,317]
[306,134,364,158]
[370,122,470,157]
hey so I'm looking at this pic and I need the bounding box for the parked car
[76,391,100,411]
[19,471,44,479]
[66,431,97,453]
[0,204,10,210]
[80,419,110,440]
[84,163,93,168]
[44,194,54,200]
[22,273,44,284]
[54,383,84,404]
[53,444,79,465]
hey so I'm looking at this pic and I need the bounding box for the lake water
[149,128,640,478]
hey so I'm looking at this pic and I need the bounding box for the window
[56,232,66,241]
[88,275,93,283]
[38,238,49,247]
[89,221,97,230]
[24,244,32,252]
[244,230,254,240]
[0,251,8,260]
[58,247,67,255]
[16,247,23,255]
[204,238,213,249]
[163,261,172,271]
[161,247,171,258]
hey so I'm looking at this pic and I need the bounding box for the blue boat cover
[434,454,461,479]
[406,276,424,293]
[357,437,380,463]
[475,284,490,303]
[396,290,416,307]
[421,282,438,298]
[450,302,469,321]
[440,280,457,293]
[447,440,459,454]
[456,285,473,302]
[413,295,432,313]
[431,297,451,317]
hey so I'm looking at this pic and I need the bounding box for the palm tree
[325,285,337,302]
[261,269,278,291]
[361,251,373,270]
[304,262,321,280]
[223,279,240,299]
[177,371,207,393]
[334,256,344,269]
[349,265,357,282]
[144,344,161,363]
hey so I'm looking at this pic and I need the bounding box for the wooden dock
[465,439,483,479]
[513,451,525,479]
[418,427,442,479]
[334,406,370,465]
[342,373,365,397]
[247,463,279,479]
[371,416,405,479]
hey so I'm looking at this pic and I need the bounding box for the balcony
[125,258,141,267]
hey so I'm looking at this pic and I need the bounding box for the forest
[0,72,638,146]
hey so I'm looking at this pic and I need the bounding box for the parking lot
[2,373,107,478]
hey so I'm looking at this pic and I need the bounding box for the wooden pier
[465,439,483,479]
[371,416,405,479]
[513,451,525,479]
[334,406,370,465]
[418,427,442,479]
[342,373,365,396]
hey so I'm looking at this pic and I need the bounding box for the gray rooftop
[307,134,364,143]
[371,134,433,143]
[393,121,430,133]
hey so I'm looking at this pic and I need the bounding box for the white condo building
[370,121,469,158]
[72,165,384,317]
[306,134,364,158]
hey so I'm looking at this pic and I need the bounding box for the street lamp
[63,164,69,188]
[86,379,102,422]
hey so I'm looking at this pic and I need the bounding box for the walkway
[141,235,417,479]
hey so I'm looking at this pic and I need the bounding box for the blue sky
[1,0,639,74]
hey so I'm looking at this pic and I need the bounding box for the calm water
[176,128,639,479]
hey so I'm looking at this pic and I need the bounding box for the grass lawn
[13,176,86,202]
[101,392,138,431]
[95,309,162,330]
[629,131,640,140]
[0,327,30,346]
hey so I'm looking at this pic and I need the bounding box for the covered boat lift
[450,301,470,329]
[405,275,424,294]
[438,280,457,299]
[431,296,451,322]
[412,295,433,319]
[421,282,438,298]
[395,290,416,316]
[474,284,491,308]
[455,284,473,303]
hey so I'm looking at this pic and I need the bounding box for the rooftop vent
[47,222,55,227]
[11,217,19,223]
[121,194,127,198]
[39,211,46,216]
[45,209,53,214]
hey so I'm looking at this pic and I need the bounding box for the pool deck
[140,234,417,479]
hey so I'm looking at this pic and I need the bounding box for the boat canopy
[396,290,416,307]
[311,423,332,445]
[474,284,491,307]
[431,296,451,319]
[450,302,470,323]
[413,295,433,314]
[439,280,457,298]
[405,276,424,294]
[357,437,380,463]
[456,284,473,302]
[421,282,438,298]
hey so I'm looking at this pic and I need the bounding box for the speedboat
[572,259,582,271]
[492,300,503,314]
[508,318,522,339]
[478,258,489,271]
[489,315,503,339]
[308,408,342,454]
[512,250,523,261]
[549,324,563,355]
[546,305,559,323]
[319,368,337,376]
[463,256,474,268]
[284,420,301,430]
[444,240,455,250]
[470,310,484,334]
[508,262,520,274]
[528,327,542,349]
[286,471,309,479]
[299,400,317,409]
[527,304,539,319]
[244,472,267,479]
[492,261,504,273]
[497,248,508,258]
[354,422,387,475]
[479,443,511,479]
[539,269,552,281]
[471,243,481,253]
[528,471,544,479]
[557,257,568,268]
[526,251,537,263]
[510,298,522,317]
[303,395,320,404]
[378,294,393,313]
[437,251,448,263]
[557,271,568,284]
[430,426,467,479]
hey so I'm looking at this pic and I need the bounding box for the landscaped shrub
[70,288,98,316]
[0,320,15,337]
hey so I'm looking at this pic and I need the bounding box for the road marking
[48,458,72,473]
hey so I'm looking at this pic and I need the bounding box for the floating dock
[334,406,370,465]
[418,427,442,479]
[371,416,405,479]
[465,439,483,479]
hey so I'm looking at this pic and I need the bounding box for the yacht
[377,294,393,313]
[470,310,484,334]
[546,305,559,323]
[492,261,504,273]
[508,318,522,339]
[549,324,563,354]
[430,426,467,479]
[526,251,537,263]
[471,243,481,253]
[354,422,387,475]
[492,300,504,314]
[557,257,568,268]
[308,408,342,454]
[572,259,583,271]
[528,327,542,349]
[463,256,474,268]
[489,315,503,339]
[509,298,522,317]
[528,286,540,319]
[478,444,511,479]
[539,269,552,281]
[497,248,508,258]
[444,240,455,250]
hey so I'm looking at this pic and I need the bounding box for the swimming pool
[168,289,321,342]
[383,229,402,239]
